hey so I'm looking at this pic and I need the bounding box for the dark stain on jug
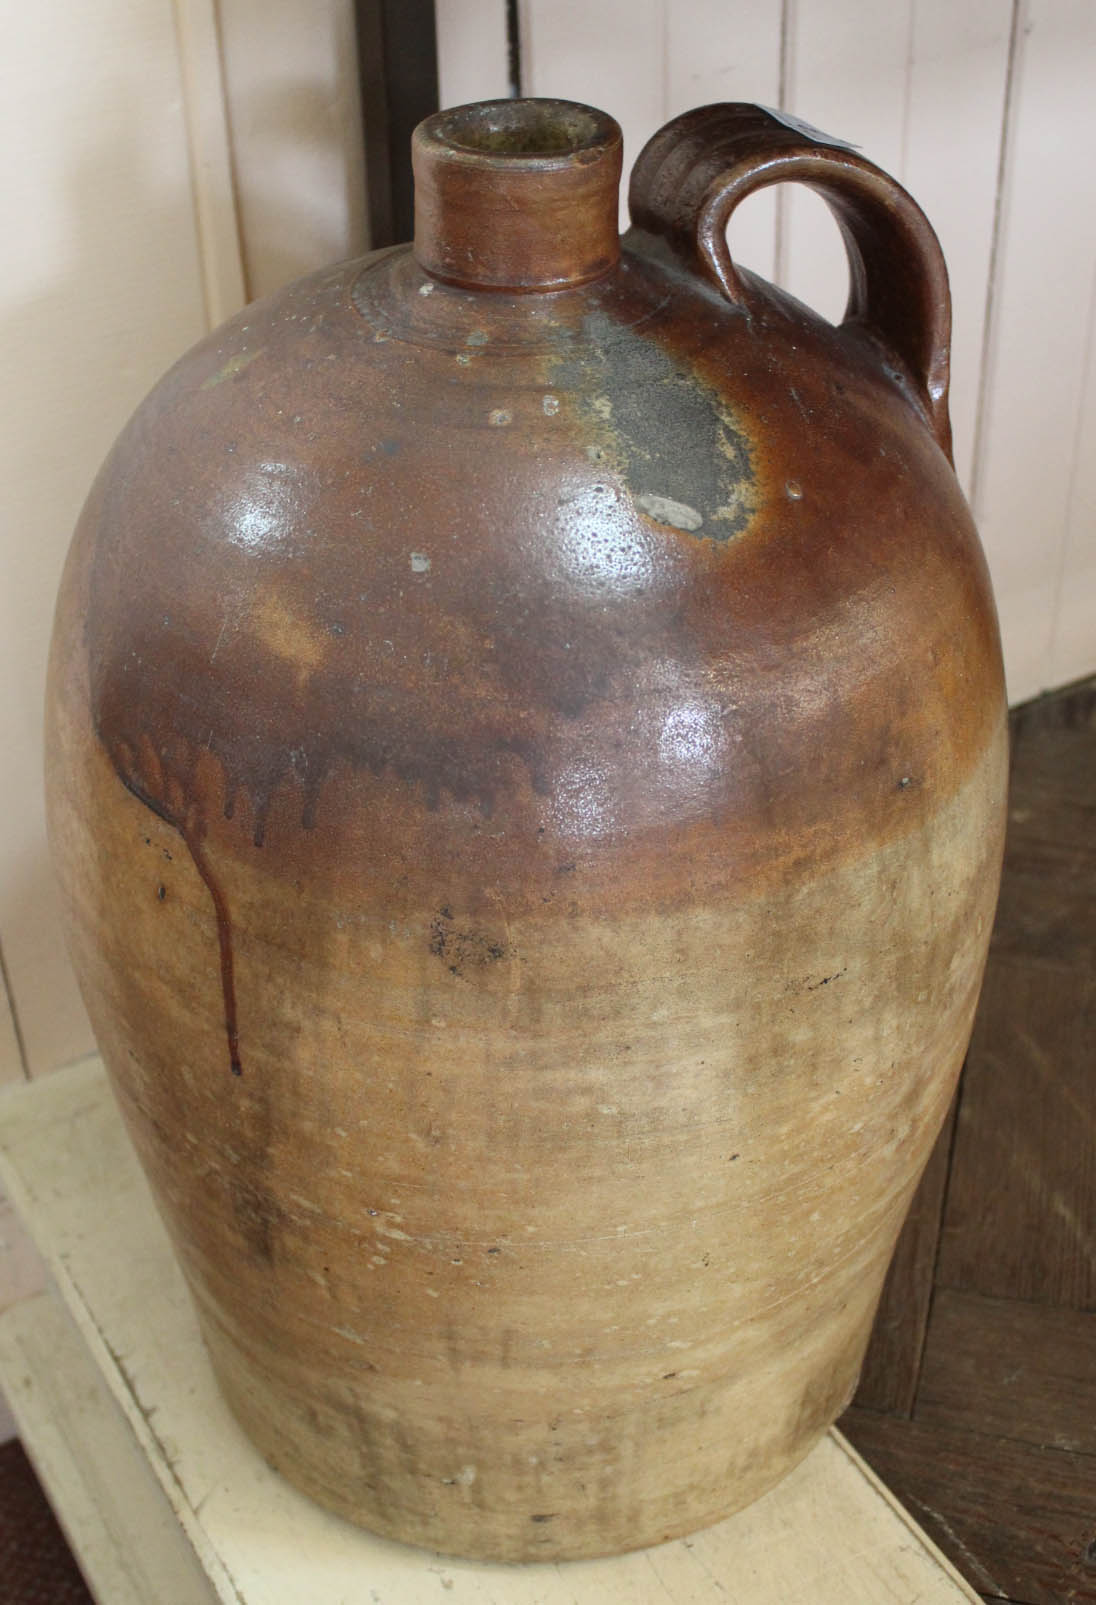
[556,316,756,541]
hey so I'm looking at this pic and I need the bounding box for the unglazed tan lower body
[47,670,1007,1559]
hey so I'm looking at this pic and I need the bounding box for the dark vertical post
[355,0,440,249]
[506,0,523,98]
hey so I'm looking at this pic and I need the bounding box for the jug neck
[412,99,622,292]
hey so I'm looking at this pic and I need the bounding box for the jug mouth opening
[418,99,619,165]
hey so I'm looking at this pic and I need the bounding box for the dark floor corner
[840,675,1096,1604]
[0,1436,94,1603]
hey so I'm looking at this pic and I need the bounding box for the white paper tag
[757,106,860,153]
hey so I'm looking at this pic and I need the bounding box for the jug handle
[628,104,953,461]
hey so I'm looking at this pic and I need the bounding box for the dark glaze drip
[117,766,242,1078]
[185,820,243,1076]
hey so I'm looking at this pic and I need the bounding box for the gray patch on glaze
[551,314,756,543]
[635,494,703,532]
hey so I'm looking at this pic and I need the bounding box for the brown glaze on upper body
[45,100,1007,1561]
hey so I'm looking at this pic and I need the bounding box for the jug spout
[412,98,622,292]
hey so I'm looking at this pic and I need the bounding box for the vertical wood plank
[520,0,665,225]
[663,0,783,283]
[172,0,247,323]
[901,0,1014,493]
[0,0,210,1075]
[363,0,439,246]
[218,0,367,296]
[971,0,1096,704]
[1048,265,1096,691]
[781,1,913,324]
[519,0,786,257]
[437,0,511,107]
[780,1,1011,497]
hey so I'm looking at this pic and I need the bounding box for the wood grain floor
[840,677,1096,1605]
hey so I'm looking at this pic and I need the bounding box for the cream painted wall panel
[521,0,666,225]
[175,0,247,323]
[781,3,911,326]
[779,0,1011,491]
[782,1,1013,489]
[664,0,783,284]
[217,0,366,300]
[521,2,784,265]
[894,0,1013,493]
[0,1,211,1074]
[437,0,511,108]
[973,0,1096,703]
[1049,266,1096,689]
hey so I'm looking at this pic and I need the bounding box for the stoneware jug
[46,99,1008,1562]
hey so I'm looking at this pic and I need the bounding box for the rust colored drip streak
[117,771,242,1079]
[186,823,243,1077]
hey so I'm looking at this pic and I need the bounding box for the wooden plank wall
[442,0,1095,708]
[216,0,366,303]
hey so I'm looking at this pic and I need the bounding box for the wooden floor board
[992,688,1096,966]
[917,1289,1096,1456]
[990,851,1096,969]
[936,957,1096,1309]
[854,1101,958,1416]
[841,1408,1096,1605]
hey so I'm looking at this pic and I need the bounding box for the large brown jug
[46,100,1007,1561]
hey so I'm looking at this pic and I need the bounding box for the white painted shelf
[0,1059,980,1604]
[0,1292,216,1604]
